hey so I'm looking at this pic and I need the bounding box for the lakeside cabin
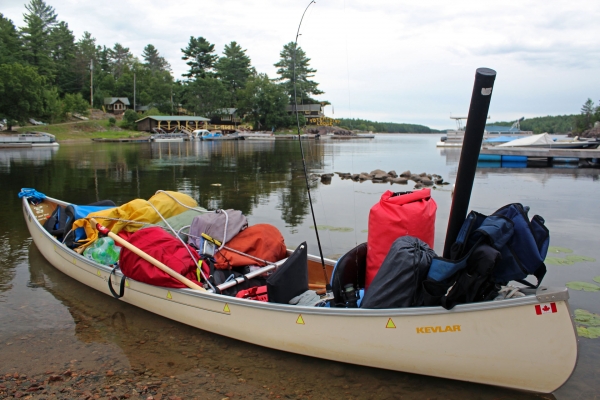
[285,104,325,117]
[135,116,210,133]
[104,97,130,115]
[210,108,241,132]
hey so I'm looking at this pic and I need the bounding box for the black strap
[516,262,547,289]
[108,265,126,299]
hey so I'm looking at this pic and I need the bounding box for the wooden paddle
[90,218,206,292]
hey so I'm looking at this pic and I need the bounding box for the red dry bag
[365,189,437,289]
[119,227,204,288]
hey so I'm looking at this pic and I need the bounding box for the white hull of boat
[243,136,276,140]
[152,138,185,143]
[0,132,58,147]
[22,196,578,393]
[201,136,239,141]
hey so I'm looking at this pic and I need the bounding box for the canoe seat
[330,243,367,307]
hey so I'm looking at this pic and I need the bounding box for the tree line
[338,118,439,133]
[0,0,324,130]
[489,98,600,134]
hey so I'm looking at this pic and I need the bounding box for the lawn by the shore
[16,119,148,142]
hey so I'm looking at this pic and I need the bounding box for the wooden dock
[92,137,150,143]
[480,146,600,160]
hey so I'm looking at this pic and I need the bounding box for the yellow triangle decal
[386,318,396,329]
[125,279,130,287]
[296,314,305,325]
[96,270,101,277]
[223,304,230,313]
[167,291,172,300]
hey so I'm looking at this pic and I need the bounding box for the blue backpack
[424,204,549,308]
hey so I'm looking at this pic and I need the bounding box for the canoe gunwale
[21,194,579,393]
[22,195,570,315]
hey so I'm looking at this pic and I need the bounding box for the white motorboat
[497,133,600,149]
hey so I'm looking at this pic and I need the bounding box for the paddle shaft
[90,218,206,292]
[443,68,496,258]
[214,257,289,292]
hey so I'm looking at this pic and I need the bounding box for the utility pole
[133,72,136,113]
[90,59,94,109]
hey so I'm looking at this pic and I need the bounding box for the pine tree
[109,43,134,79]
[21,0,58,77]
[0,13,23,64]
[73,32,98,94]
[215,41,253,94]
[142,44,171,72]
[49,21,76,94]
[274,42,323,104]
[181,36,217,79]
[581,98,595,129]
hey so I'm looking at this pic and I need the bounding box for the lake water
[1,134,599,398]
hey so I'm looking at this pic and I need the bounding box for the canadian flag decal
[535,303,557,315]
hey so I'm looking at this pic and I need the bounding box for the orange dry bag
[365,189,437,289]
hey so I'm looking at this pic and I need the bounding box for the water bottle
[83,237,120,265]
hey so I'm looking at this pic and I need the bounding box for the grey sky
[4,0,600,129]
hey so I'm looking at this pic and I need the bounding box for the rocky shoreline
[311,169,451,189]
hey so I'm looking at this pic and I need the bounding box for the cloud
[3,0,600,128]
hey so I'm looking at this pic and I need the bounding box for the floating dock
[479,147,600,166]
[91,137,150,143]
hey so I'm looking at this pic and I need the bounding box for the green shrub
[143,107,162,117]
[63,93,90,116]
[108,117,116,126]
[121,109,138,130]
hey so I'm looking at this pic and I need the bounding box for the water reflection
[0,146,59,173]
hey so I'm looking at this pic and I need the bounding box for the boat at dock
[21,190,578,393]
[193,129,239,141]
[329,133,375,139]
[437,116,532,147]
[0,132,59,148]
[237,131,276,140]
[496,133,600,149]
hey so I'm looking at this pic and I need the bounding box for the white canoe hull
[22,197,578,393]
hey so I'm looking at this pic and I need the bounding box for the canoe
[21,194,578,393]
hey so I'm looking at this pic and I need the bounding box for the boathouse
[286,104,325,117]
[104,97,130,115]
[135,116,210,132]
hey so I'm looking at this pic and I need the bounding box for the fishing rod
[292,0,332,296]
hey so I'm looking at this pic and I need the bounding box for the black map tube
[443,68,496,258]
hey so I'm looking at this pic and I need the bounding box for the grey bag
[188,209,248,249]
[360,236,436,309]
